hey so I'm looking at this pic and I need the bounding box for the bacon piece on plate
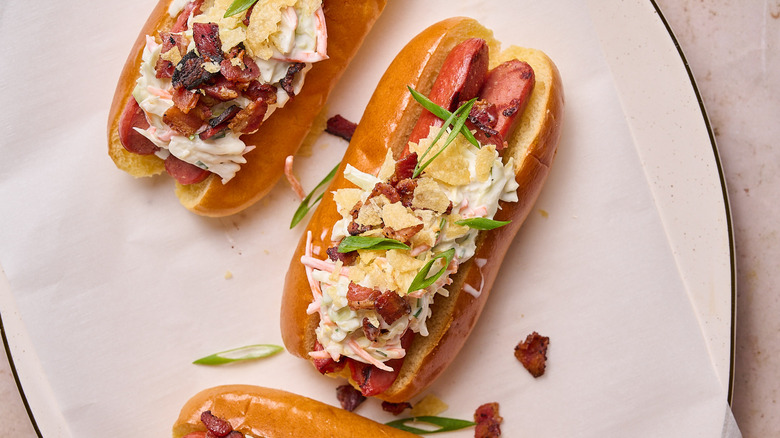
[474,402,503,438]
[325,114,358,141]
[514,331,549,377]
[381,401,412,416]
[336,384,366,412]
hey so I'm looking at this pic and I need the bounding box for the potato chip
[356,201,383,227]
[382,203,422,230]
[246,0,297,60]
[443,213,470,240]
[333,188,362,217]
[377,149,396,181]
[411,177,451,213]
[475,144,498,182]
[409,128,470,186]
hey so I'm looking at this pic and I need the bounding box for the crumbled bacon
[172,87,200,113]
[514,331,549,378]
[382,224,423,244]
[368,182,401,204]
[220,54,260,83]
[243,81,278,103]
[163,104,210,137]
[242,2,255,26]
[347,283,381,310]
[468,99,504,148]
[325,114,358,141]
[201,76,240,101]
[172,50,215,90]
[349,201,363,219]
[201,410,233,437]
[192,22,224,63]
[327,245,358,265]
[336,384,366,412]
[347,220,372,236]
[393,152,418,182]
[374,291,411,325]
[394,178,418,208]
[200,105,241,140]
[381,401,412,416]
[156,32,189,78]
[362,317,381,341]
[280,62,306,97]
[228,98,268,134]
[474,403,502,438]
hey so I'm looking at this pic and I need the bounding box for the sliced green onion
[224,0,258,18]
[385,416,476,434]
[407,248,456,293]
[413,99,477,178]
[407,86,479,147]
[290,163,340,228]
[454,217,511,230]
[193,344,283,365]
[337,236,409,253]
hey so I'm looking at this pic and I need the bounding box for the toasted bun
[280,17,564,402]
[107,0,387,217]
[172,385,416,437]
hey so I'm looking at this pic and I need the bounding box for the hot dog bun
[107,0,386,217]
[172,385,416,437]
[280,17,563,402]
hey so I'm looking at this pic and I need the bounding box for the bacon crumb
[474,402,502,438]
[326,245,357,265]
[336,384,366,412]
[325,114,358,141]
[381,400,413,416]
[514,331,549,378]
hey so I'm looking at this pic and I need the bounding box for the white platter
[0,0,735,436]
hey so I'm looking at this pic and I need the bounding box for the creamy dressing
[132,0,325,183]
[306,130,519,367]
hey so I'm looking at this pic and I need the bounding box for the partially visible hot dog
[281,17,564,402]
[107,0,386,216]
[172,385,417,438]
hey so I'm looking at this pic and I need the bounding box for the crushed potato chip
[410,394,448,417]
[411,177,451,213]
[333,188,363,217]
[377,149,396,182]
[444,214,470,240]
[356,201,383,227]
[382,203,422,230]
[475,144,498,182]
[160,46,182,66]
[409,210,439,248]
[246,0,297,60]
[409,127,471,186]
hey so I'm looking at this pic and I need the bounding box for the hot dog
[107,0,386,216]
[172,385,416,437]
[280,17,564,402]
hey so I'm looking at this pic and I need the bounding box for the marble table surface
[1,0,777,436]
